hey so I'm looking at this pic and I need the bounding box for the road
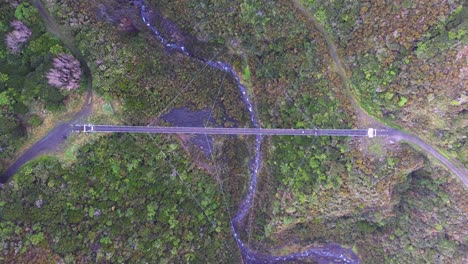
[292,0,467,188]
[71,125,392,137]
[0,123,71,182]
[392,131,468,187]
[0,1,94,183]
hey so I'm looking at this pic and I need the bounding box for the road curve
[291,1,468,188]
[0,2,94,183]
[0,123,71,183]
[392,131,468,187]
[71,125,391,137]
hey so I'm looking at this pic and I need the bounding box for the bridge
[72,124,391,138]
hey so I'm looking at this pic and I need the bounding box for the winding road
[292,0,468,188]
[1,123,71,181]
[0,1,466,263]
[392,131,468,186]
[0,1,94,183]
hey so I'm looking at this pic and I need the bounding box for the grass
[61,133,98,165]
[88,94,123,124]
[4,91,86,165]
[56,94,124,164]
[368,141,383,157]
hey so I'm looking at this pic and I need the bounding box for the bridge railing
[71,124,391,137]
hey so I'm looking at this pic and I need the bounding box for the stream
[2,1,465,262]
[137,2,358,263]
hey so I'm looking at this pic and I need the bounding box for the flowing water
[137,2,359,263]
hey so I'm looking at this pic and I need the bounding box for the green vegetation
[302,0,361,38]
[0,134,236,262]
[14,3,36,21]
[0,3,74,169]
[346,1,467,163]
[364,165,465,262]
[1,0,466,263]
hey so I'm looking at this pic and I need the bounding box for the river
[137,1,358,263]
[3,1,465,261]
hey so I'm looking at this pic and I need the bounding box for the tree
[0,114,25,158]
[46,54,81,91]
[5,20,32,54]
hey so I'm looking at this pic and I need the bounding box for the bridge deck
[72,125,390,137]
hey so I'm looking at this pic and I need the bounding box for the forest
[0,0,466,263]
